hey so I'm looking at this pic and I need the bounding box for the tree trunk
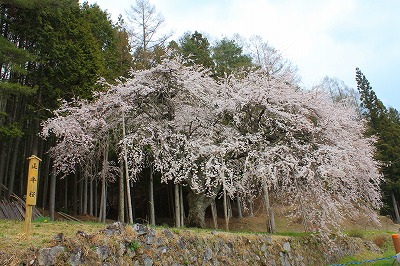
[180,185,184,227]
[168,184,173,218]
[49,172,56,221]
[99,144,108,223]
[41,154,51,209]
[149,167,155,226]
[73,172,78,215]
[99,143,109,223]
[228,197,232,218]
[83,175,88,215]
[64,177,68,210]
[124,185,128,222]
[236,196,243,218]
[36,140,44,205]
[0,143,7,195]
[249,200,254,217]
[79,174,83,214]
[118,160,124,222]
[211,199,218,229]
[16,138,26,197]
[391,190,400,224]
[94,179,98,217]
[7,137,20,198]
[99,179,104,222]
[122,111,133,224]
[18,157,25,196]
[223,188,229,231]
[262,178,275,233]
[187,189,217,228]
[31,119,40,156]
[297,190,308,231]
[131,182,136,221]
[89,177,93,216]
[174,183,181,227]
[18,139,27,196]
[124,166,133,223]
[3,145,11,189]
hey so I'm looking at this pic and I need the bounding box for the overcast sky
[80,0,400,111]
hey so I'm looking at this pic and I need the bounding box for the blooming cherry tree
[42,55,381,232]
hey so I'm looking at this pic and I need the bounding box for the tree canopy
[42,56,382,232]
[126,0,171,69]
[179,31,214,70]
[212,38,253,77]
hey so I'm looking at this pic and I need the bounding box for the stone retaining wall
[31,223,380,265]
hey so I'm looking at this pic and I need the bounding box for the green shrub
[347,229,364,238]
[129,241,139,251]
[373,235,387,248]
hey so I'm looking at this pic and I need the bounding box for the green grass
[0,219,105,252]
[347,229,365,238]
[33,216,51,223]
[336,235,398,266]
[275,231,313,237]
[336,251,396,266]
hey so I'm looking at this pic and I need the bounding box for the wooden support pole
[174,183,181,228]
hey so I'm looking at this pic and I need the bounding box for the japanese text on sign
[26,155,41,206]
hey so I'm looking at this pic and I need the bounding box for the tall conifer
[356,67,400,222]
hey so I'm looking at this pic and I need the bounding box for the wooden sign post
[24,155,41,238]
